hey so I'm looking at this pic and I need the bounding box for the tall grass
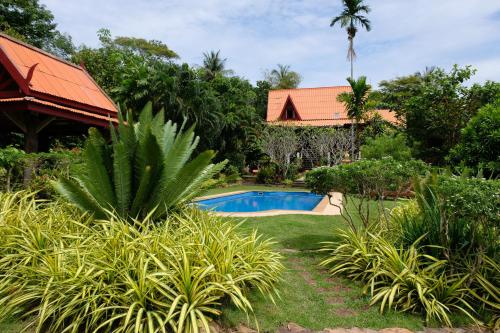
[0,192,283,332]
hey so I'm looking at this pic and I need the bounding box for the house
[0,32,118,153]
[266,86,396,126]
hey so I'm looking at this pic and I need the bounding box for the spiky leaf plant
[0,192,283,333]
[54,102,226,221]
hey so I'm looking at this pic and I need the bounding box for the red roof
[0,33,117,124]
[266,86,396,127]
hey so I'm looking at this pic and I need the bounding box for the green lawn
[0,185,423,333]
[204,185,424,331]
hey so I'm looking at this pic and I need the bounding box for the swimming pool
[196,191,324,213]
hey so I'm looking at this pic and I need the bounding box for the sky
[41,0,500,88]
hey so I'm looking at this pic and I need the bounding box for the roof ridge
[0,32,83,71]
[271,85,351,92]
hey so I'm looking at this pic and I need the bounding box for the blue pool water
[196,191,323,213]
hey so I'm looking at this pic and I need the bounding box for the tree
[74,30,264,170]
[0,0,74,58]
[265,64,301,89]
[337,76,372,159]
[254,80,272,119]
[330,0,371,78]
[261,126,299,178]
[379,65,500,164]
[54,103,226,221]
[113,36,178,60]
[449,100,500,176]
[202,50,232,80]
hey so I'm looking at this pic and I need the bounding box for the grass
[213,185,424,331]
[0,185,423,332]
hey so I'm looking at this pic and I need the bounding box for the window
[333,112,340,119]
[286,106,295,119]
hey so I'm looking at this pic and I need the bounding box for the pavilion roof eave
[0,97,118,128]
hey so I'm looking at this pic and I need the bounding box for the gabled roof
[266,86,396,127]
[0,32,117,121]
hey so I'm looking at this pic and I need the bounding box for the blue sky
[41,0,500,87]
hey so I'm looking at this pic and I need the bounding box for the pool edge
[194,190,342,217]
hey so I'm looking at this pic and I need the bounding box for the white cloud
[41,0,500,87]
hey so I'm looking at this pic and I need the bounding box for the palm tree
[54,102,226,221]
[330,0,371,78]
[266,64,302,89]
[337,76,372,159]
[202,50,232,79]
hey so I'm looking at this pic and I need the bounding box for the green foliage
[265,64,301,89]
[449,100,500,176]
[320,228,498,327]
[385,174,500,326]
[305,158,428,196]
[74,30,263,168]
[394,174,500,260]
[256,164,280,184]
[55,103,227,221]
[306,158,428,228]
[0,192,283,333]
[330,0,371,69]
[361,133,411,160]
[337,76,372,123]
[379,66,500,164]
[0,147,79,195]
[202,50,233,80]
[114,36,179,59]
[0,0,74,57]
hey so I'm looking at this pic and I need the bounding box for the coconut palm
[202,50,232,79]
[337,76,372,159]
[330,0,371,78]
[266,64,302,89]
[54,102,226,221]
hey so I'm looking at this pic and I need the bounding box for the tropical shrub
[55,103,226,221]
[256,163,280,184]
[393,174,500,260]
[0,147,79,195]
[0,192,283,333]
[448,99,500,176]
[306,158,429,228]
[360,133,411,161]
[306,157,428,197]
[320,228,498,327]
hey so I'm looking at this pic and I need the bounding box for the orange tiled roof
[0,33,117,116]
[266,86,396,126]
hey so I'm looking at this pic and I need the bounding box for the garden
[1,0,500,332]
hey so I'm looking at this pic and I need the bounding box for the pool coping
[194,190,342,217]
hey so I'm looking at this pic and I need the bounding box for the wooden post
[5,111,54,186]
[23,119,39,186]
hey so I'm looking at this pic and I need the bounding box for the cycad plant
[54,102,226,221]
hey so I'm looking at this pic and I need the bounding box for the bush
[256,164,280,184]
[306,158,428,196]
[320,227,498,327]
[393,174,500,261]
[306,158,429,228]
[55,102,226,221]
[0,147,80,196]
[449,99,500,176]
[360,133,411,161]
[0,192,283,332]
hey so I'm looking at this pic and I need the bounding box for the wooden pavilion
[0,32,118,153]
